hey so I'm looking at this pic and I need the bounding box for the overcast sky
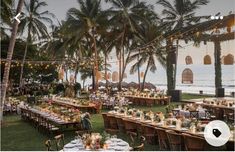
[16,0,235,64]
[43,0,235,21]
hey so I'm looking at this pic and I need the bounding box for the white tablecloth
[63,138,130,151]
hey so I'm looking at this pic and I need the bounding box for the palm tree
[157,0,209,93]
[129,23,166,90]
[1,0,14,39]
[18,0,54,87]
[1,0,24,121]
[65,0,110,90]
[106,0,157,90]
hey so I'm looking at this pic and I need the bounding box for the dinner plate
[180,128,189,131]
[64,143,77,148]
[167,125,176,128]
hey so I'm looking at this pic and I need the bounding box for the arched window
[224,54,234,65]
[112,71,119,82]
[203,55,212,65]
[185,56,193,65]
[182,68,193,84]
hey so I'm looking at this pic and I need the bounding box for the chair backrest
[123,119,136,132]
[142,124,155,135]
[102,113,110,129]
[108,115,118,129]
[182,133,205,151]
[166,130,182,150]
[172,110,180,117]
[54,134,64,150]
[116,117,124,129]
[133,136,145,151]
[155,127,169,150]
[45,140,52,151]
[190,111,199,119]
[156,128,168,140]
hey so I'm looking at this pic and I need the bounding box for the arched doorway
[182,68,193,84]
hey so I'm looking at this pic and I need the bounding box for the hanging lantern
[140,72,144,78]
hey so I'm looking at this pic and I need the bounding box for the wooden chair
[166,130,183,150]
[54,134,65,151]
[123,119,136,133]
[127,131,137,147]
[139,99,146,106]
[132,136,146,151]
[155,128,169,150]
[45,119,59,135]
[182,133,206,151]
[116,117,125,132]
[102,113,111,129]
[146,99,154,107]
[189,111,199,119]
[108,115,118,130]
[141,124,156,144]
[45,140,53,151]
[172,109,180,117]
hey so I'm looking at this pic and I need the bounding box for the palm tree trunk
[166,39,174,95]
[1,0,24,121]
[142,59,150,91]
[83,79,86,89]
[74,65,79,83]
[173,40,179,88]
[92,70,95,90]
[214,40,222,90]
[19,25,31,87]
[118,30,125,91]
[19,42,28,87]
[92,34,98,91]
[138,49,141,89]
[104,52,108,89]
[118,52,122,90]
[121,50,130,82]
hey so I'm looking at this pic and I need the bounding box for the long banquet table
[123,95,171,106]
[104,111,235,150]
[45,98,100,114]
[20,106,80,126]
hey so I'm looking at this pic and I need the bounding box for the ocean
[69,64,235,96]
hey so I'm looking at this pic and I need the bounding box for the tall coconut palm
[129,23,166,90]
[1,0,14,39]
[18,0,54,87]
[65,0,110,90]
[106,0,158,90]
[157,0,209,93]
[1,0,24,121]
